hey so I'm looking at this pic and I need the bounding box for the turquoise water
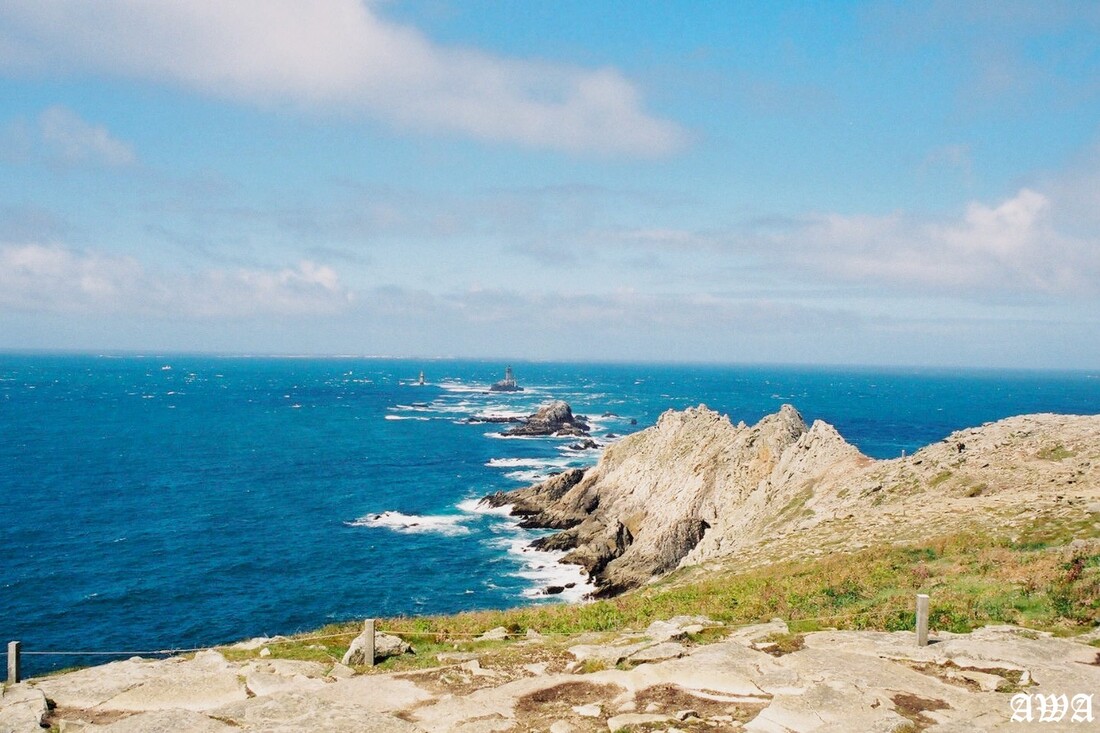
[1,355,1098,675]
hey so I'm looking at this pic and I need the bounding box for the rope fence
[5,593,933,684]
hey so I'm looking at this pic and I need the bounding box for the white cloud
[0,0,685,156]
[0,243,352,316]
[775,188,1098,296]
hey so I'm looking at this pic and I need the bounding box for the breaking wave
[346,511,472,536]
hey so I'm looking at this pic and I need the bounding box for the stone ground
[3,616,1098,732]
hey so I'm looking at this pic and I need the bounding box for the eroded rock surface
[8,620,1100,732]
[484,405,1100,595]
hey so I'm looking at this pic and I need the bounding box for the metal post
[364,619,376,667]
[916,594,930,647]
[7,641,21,684]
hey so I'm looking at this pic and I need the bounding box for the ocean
[2,354,1098,676]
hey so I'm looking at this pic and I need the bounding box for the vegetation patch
[965,483,988,498]
[213,517,1100,671]
[929,470,953,487]
[1037,444,1076,461]
[890,692,950,731]
[633,683,768,723]
[757,631,805,656]
[516,680,622,712]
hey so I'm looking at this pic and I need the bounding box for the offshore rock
[568,439,600,451]
[503,401,591,437]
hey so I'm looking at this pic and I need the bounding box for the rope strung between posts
[5,606,918,658]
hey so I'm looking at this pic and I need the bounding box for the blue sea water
[1,354,1099,676]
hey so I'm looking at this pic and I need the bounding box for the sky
[0,0,1098,368]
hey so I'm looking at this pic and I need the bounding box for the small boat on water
[417,370,426,386]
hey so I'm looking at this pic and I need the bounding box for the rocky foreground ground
[3,615,1099,732]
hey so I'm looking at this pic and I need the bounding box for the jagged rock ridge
[502,400,590,437]
[483,404,1100,596]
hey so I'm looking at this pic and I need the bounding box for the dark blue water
[1,355,1098,675]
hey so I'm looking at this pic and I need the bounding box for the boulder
[568,439,600,451]
[341,631,411,666]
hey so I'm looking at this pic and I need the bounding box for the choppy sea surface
[2,354,1098,675]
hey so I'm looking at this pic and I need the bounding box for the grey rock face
[484,403,1100,596]
[486,404,849,594]
[503,401,590,437]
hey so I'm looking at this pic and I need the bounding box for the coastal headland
[3,405,1098,732]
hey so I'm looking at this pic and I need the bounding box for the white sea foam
[484,432,573,441]
[485,457,573,469]
[437,380,486,394]
[384,415,430,421]
[473,410,529,421]
[455,498,513,516]
[504,469,556,483]
[347,510,471,536]
[490,535,595,602]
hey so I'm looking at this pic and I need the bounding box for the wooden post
[364,619,376,667]
[7,641,20,684]
[916,594,930,647]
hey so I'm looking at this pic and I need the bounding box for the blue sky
[1,1,1098,367]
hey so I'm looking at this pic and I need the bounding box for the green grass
[1037,444,1076,461]
[928,470,953,487]
[217,516,1100,670]
[965,482,988,498]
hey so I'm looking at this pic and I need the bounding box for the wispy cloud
[0,243,352,317]
[38,106,136,167]
[2,106,136,168]
[569,185,1100,300]
[865,1,1100,113]
[0,1,685,156]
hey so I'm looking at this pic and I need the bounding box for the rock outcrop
[10,621,1100,732]
[484,404,1100,595]
[502,401,590,438]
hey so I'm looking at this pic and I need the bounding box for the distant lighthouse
[489,365,523,392]
[417,370,425,386]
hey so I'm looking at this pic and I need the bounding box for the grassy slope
[222,512,1100,672]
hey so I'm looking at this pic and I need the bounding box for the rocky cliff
[484,404,1100,595]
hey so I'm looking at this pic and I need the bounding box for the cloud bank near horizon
[0,243,351,317]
